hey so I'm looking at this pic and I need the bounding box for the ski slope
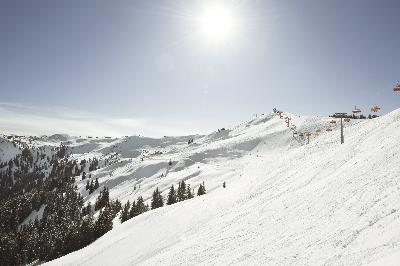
[25,110,400,265]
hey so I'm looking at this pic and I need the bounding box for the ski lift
[352,106,362,113]
[393,82,400,92]
[371,106,381,112]
[326,128,332,132]
[330,119,336,124]
[299,133,304,137]
[316,129,321,133]
[344,118,351,122]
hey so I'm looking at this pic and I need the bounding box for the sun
[197,4,237,44]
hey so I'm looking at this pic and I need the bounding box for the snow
[0,136,20,162]
[366,250,400,266]
[5,110,400,265]
[20,205,46,228]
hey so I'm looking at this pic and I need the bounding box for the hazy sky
[0,0,399,136]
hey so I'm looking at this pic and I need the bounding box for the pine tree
[151,187,164,209]
[94,206,113,239]
[94,187,109,211]
[86,180,90,191]
[186,184,194,199]
[112,199,122,214]
[129,200,137,218]
[89,180,94,194]
[136,196,148,214]
[197,182,206,196]
[94,178,99,190]
[166,185,177,205]
[82,171,86,180]
[80,209,94,247]
[120,201,131,223]
[177,180,187,201]
[223,181,226,188]
[82,202,92,216]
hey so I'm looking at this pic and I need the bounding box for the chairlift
[371,106,381,112]
[344,118,351,122]
[330,119,336,124]
[393,82,400,92]
[326,128,332,132]
[352,106,362,113]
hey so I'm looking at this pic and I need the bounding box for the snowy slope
[14,110,400,265]
[0,136,21,161]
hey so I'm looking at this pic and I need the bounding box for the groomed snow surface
[43,110,400,265]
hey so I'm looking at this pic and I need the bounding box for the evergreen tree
[94,187,109,211]
[82,202,92,217]
[151,188,164,209]
[186,184,194,199]
[94,178,99,190]
[89,158,99,172]
[0,141,131,264]
[129,196,148,218]
[129,200,137,218]
[82,171,86,180]
[89,180,95,194]
[166,185,177,205]
[177,180,187,201]
[197,182,206,196]
[74,164,80,176]
[79,210,94,247]
[120,201,131,223]
[94,206,113,239]
[111,199,122,215]
[136,196,148,214]
[223,181,226,188]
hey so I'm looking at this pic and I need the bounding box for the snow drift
[35,110,400,265]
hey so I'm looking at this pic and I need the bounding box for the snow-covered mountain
[2,110,400,265]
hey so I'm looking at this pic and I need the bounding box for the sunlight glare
[197,4,237,44]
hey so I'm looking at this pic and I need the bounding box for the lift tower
[334,113,347,144]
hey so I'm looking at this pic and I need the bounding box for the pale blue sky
[0,0,399,136]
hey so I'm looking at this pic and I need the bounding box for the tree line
[0,144,120,265]
[120,180,206,223]
[0,141,209,265]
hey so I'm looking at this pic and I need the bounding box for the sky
[0,0,399,137]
